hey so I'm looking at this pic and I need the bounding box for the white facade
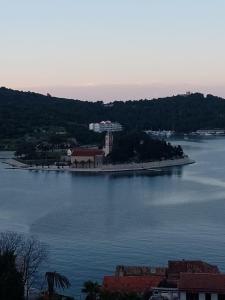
[179,292,218,300]
[89,121,123,133]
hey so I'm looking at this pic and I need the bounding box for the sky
[0,0,225,101]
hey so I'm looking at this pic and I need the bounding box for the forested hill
[0,87,225,146]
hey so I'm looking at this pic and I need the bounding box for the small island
[8,128,194,173]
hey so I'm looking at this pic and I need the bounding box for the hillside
[0,87,225,148]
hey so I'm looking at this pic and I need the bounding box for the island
[7,130,194,173]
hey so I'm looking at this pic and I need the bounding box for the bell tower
[104,132,113,156]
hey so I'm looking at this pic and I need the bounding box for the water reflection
[69,166,183,180]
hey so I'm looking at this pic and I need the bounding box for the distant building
[104,132,113,156]
[67,149,72,156]
[179,92,192,97]
[194,130,225,136]
[145,130,174,138]
[115,265,166,277]
[89,121,123,133]
[71,148,104,168]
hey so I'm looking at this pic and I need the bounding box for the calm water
[1,138,225,296]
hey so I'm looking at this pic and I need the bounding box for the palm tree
[82,280,100,300]
[45,271,71,299]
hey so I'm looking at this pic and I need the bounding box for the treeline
[108,131,183,163]
[1,87,225,148]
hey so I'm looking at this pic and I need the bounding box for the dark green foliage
[100,291,141,300]
[82,280,101,300]
[0,251,24,300]
[108,131,183,163]
[1,87,225,149]
[15,141,37,158]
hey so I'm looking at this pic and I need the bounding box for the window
[218,294,225,300]
[187,293,199,300]
[206,293,211,300]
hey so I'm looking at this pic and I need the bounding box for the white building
[89,121,123,133]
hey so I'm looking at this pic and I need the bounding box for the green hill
[0,87,225,149]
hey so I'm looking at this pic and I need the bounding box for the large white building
[89,121,123,133]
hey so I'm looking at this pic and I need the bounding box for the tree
[0,251,24,300]
[2,87,225,149]
[0,231,23,254]
[108,131,184,164]
[15,141,36,159]
[19,236,48,299]
[0,232,47,299]
[45,271,71,299]
[82,280,101,300]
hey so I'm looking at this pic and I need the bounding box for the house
[167,261,219,283]
[179,273,225,300]
[71,148,104,168]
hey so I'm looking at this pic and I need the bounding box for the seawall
[4,157,195,173]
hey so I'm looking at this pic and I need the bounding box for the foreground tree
[0,251,24,300]
[0,232,47,299]
[82,280,101,300]
[45,271,71,299]
[19,236,48,299]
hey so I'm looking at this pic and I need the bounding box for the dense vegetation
[0,232,73,300]
[0,251,24,300]
[1,87,225,149]
[108,131,183,163]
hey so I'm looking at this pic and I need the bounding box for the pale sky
[0,0,225,101]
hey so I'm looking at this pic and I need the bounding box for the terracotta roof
[168,261,219,280]
[72,148,104,157]
[103,275,164,294]
[179,273,225,293]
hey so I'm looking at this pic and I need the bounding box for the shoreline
[4,157,195,173]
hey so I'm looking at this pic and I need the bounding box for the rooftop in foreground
[103,275,164,294]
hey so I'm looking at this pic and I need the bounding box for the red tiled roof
[103,275,164,294]
[179,273,225,293]
[168,261,219,278]
[72,148,104,157]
